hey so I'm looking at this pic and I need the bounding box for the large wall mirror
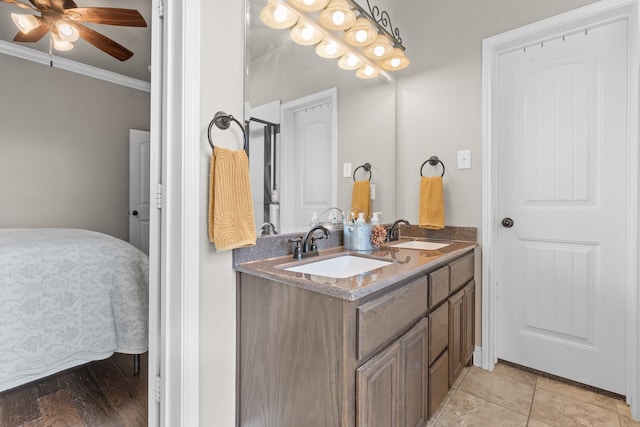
[245,0,398,236]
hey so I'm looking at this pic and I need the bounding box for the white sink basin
[284,255,392,279]
[391,241,450,251]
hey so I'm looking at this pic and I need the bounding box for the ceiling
[0,0,152,82]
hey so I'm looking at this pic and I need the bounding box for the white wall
[0,54,150,240]
[0,38,159,423]
[199,0,245,424]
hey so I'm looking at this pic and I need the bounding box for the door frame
[481,0,640,417]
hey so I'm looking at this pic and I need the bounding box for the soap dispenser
[356,213,366,225]
[371,212,381,225]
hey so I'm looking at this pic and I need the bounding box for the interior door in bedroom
[129,129,151,254]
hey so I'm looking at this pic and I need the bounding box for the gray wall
[395,0,598,231]
[0,54,150,241]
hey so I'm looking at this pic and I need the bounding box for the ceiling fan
[1,0,146,61]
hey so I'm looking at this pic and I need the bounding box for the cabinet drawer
[428,302,449,365]
[450,252,474,292]
[428,350,449,418]
[358,276,429,361]
[429,266,450,308]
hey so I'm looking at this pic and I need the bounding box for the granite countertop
[234,237,477,301]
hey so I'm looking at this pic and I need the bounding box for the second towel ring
[207,111,248,150]
[420,156,445,177]
[353,163,372,181]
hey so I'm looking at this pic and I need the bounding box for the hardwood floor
[0,353,148,427]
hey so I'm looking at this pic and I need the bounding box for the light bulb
[315,38,346,59]
[56,21,79,42]
[390,58,401,68]
[356,29,367,43]
[332,11,345,26]
[374,46,385,57]
[338,53,362,70]
[274,5,288,22]
[380,48,410,71]
[52,33,73,51]
[260,0,297,29]
[11,13,39,34]
[356,64,380,79]
[301,25,314,41]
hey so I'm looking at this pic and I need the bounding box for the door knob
[132,210,139,216]
[501,217,514,228]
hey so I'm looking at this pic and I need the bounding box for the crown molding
[0,40,151,93]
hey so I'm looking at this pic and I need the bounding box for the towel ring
[207,111,248,150]
[353,162,372,181]
[420,156,445,177]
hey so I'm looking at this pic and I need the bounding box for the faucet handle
[310,235,325,252]
[288,236,303,260]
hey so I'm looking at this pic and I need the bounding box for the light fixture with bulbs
[260,0,410,80]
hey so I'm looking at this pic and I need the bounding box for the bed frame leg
[133,354,140,376]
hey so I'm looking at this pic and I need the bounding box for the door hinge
[155,376,161,403]
[154,184,163,209]
[158,0,164,18]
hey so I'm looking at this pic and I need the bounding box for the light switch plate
[343,162,352,178]
[458,150,471,169]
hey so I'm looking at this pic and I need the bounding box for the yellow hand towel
[208,147,256,251]
[419,176,445,230]
[351,180,371,219]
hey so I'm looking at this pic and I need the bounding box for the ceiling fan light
[260,0,298,29]
[290,21,322,45]
[380,48,410,71]
[315,37,345,58]
[56,21,79,42]
[11,13,39,34]
[52,33,73,51]
[355,64,380,79]
[318,0,356,31]
[344,17,377,47]
[287,0,330,12]
[363,34,394,59]
[337,52,362,70]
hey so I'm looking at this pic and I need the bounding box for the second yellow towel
[351,180,371,219]
[419,176,445,230]
[208,147,256,251]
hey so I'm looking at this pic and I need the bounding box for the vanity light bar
[260,0,408,79]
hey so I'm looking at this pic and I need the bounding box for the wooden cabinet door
[357,340,401,427]
[464,281,476,365]
[400,318,428,427]
[448,289,464,386]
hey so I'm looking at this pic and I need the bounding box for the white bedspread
[0,228,149,392]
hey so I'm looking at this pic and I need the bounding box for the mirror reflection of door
[282,88,338,233]
[247,88,338,235]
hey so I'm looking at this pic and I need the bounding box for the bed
[0,228,149,392]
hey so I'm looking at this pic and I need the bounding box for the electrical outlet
[458,150,471,169]
[343,162,352,178]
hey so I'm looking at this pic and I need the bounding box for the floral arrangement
[370,224,387,248]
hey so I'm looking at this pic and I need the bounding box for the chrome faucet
[260,222,278,236]
[302,225,331,255]
[386,219,411,242]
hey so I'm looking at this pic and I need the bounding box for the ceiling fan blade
[49,0,76,12]
[13,22,49,42]
[76,22,133,61]
[0,0,36,11]
[66,8,146,27]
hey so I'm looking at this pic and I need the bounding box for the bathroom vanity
[235,239,476,427]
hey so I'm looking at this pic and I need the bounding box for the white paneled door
[496,20,628,394]
[129,129,151,255]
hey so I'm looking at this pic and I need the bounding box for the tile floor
[428,362,640,427]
